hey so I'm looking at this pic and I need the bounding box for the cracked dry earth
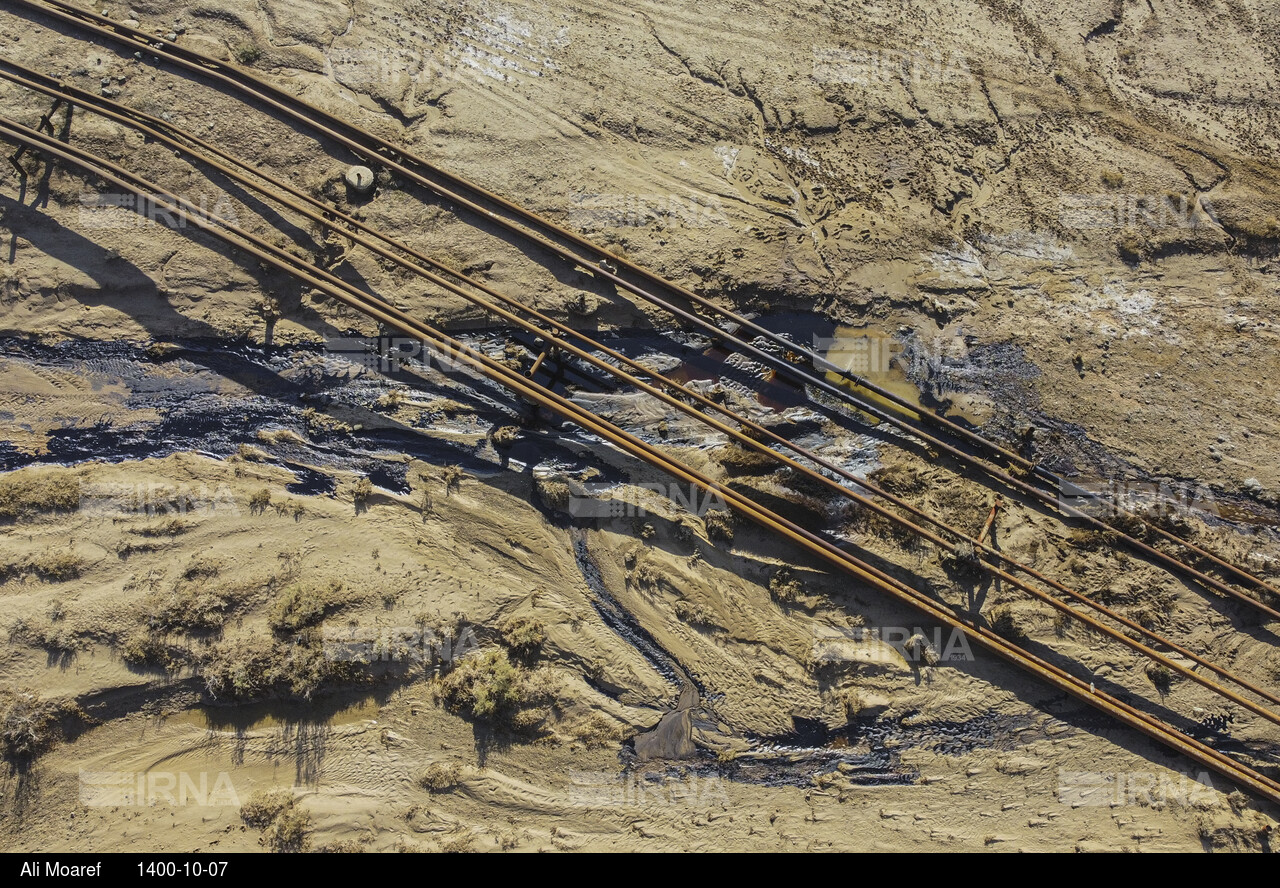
[1,0,1280,853]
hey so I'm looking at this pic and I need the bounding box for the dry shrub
[270,581,343,633]
[769,568,804,603]
[241,788,311,853]
[869,461,925,495]
[29,549,82,582]
[418,761,462,792]
[256,428,306,447]
[572,711,624,748]
[249,488,272,514]
[535,477,570,512]
[492,426,520,449]
[0,471,81,523]
[499,617,546,660]
[0,688,88,761]
[147,566,245,633]
[434,649,557,728]
[989,604,1024,640]
[704,510,735,543]
[236,443,270,462]
[714,443,777,476]
[119,631,189,673]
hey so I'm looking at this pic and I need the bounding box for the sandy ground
[0,0,1279,852]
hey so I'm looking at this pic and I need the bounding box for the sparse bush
[869,462,924,495]
[201,639,275,700]
[1100,169,1125,188]
[301,408,352,436]
[904,633,940,666]
[0,688,88,761]
[136,517,188,537]
[376,389,406,410]
[849,506,920,548]
[990,604,1023,640]
[572,711,623,748]
[276,499,305,521]
[240,788,295,828]
[353,477,373,508]
[442,465,465,494]
[440,833,474,854]
[29,549,82,582]
[256,428,306,447]
[769,568,804,603]
[674,599,718,629]
[315,839,368,853]
[425,399,473,417]
[436,649,524,720]
[237,443,270,462]
[249,488,272,515]
[945,540,982,578]
[233,42,262,65]
[13,620,80,656]
[631,561,660,588]
[499,617,546,660]
[434,649,558,728]
[144,342,180,361]
[1234,216,1280,240]
[148,585,239,633]
[418,761,462,792]
[714,443,776,476]
[262,806,311,853]
[200,633,364,702]
[1068,528,1118,551]
[1053,609,1071,638]
[1227,791,1249,815]
[1117,229,1148,263]
[1146,662,1173,693]
[704,510,735,543]
[119,632,188,673]
[0,471,81,523]
[271,634,363,700]
[492,426,520,449]
[534,477,570,512]
[183,557,220,581]
[840,690,864,721]
[241,789,310,853]
[269,582,341,633]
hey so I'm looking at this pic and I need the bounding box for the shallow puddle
[171,695,382,733]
